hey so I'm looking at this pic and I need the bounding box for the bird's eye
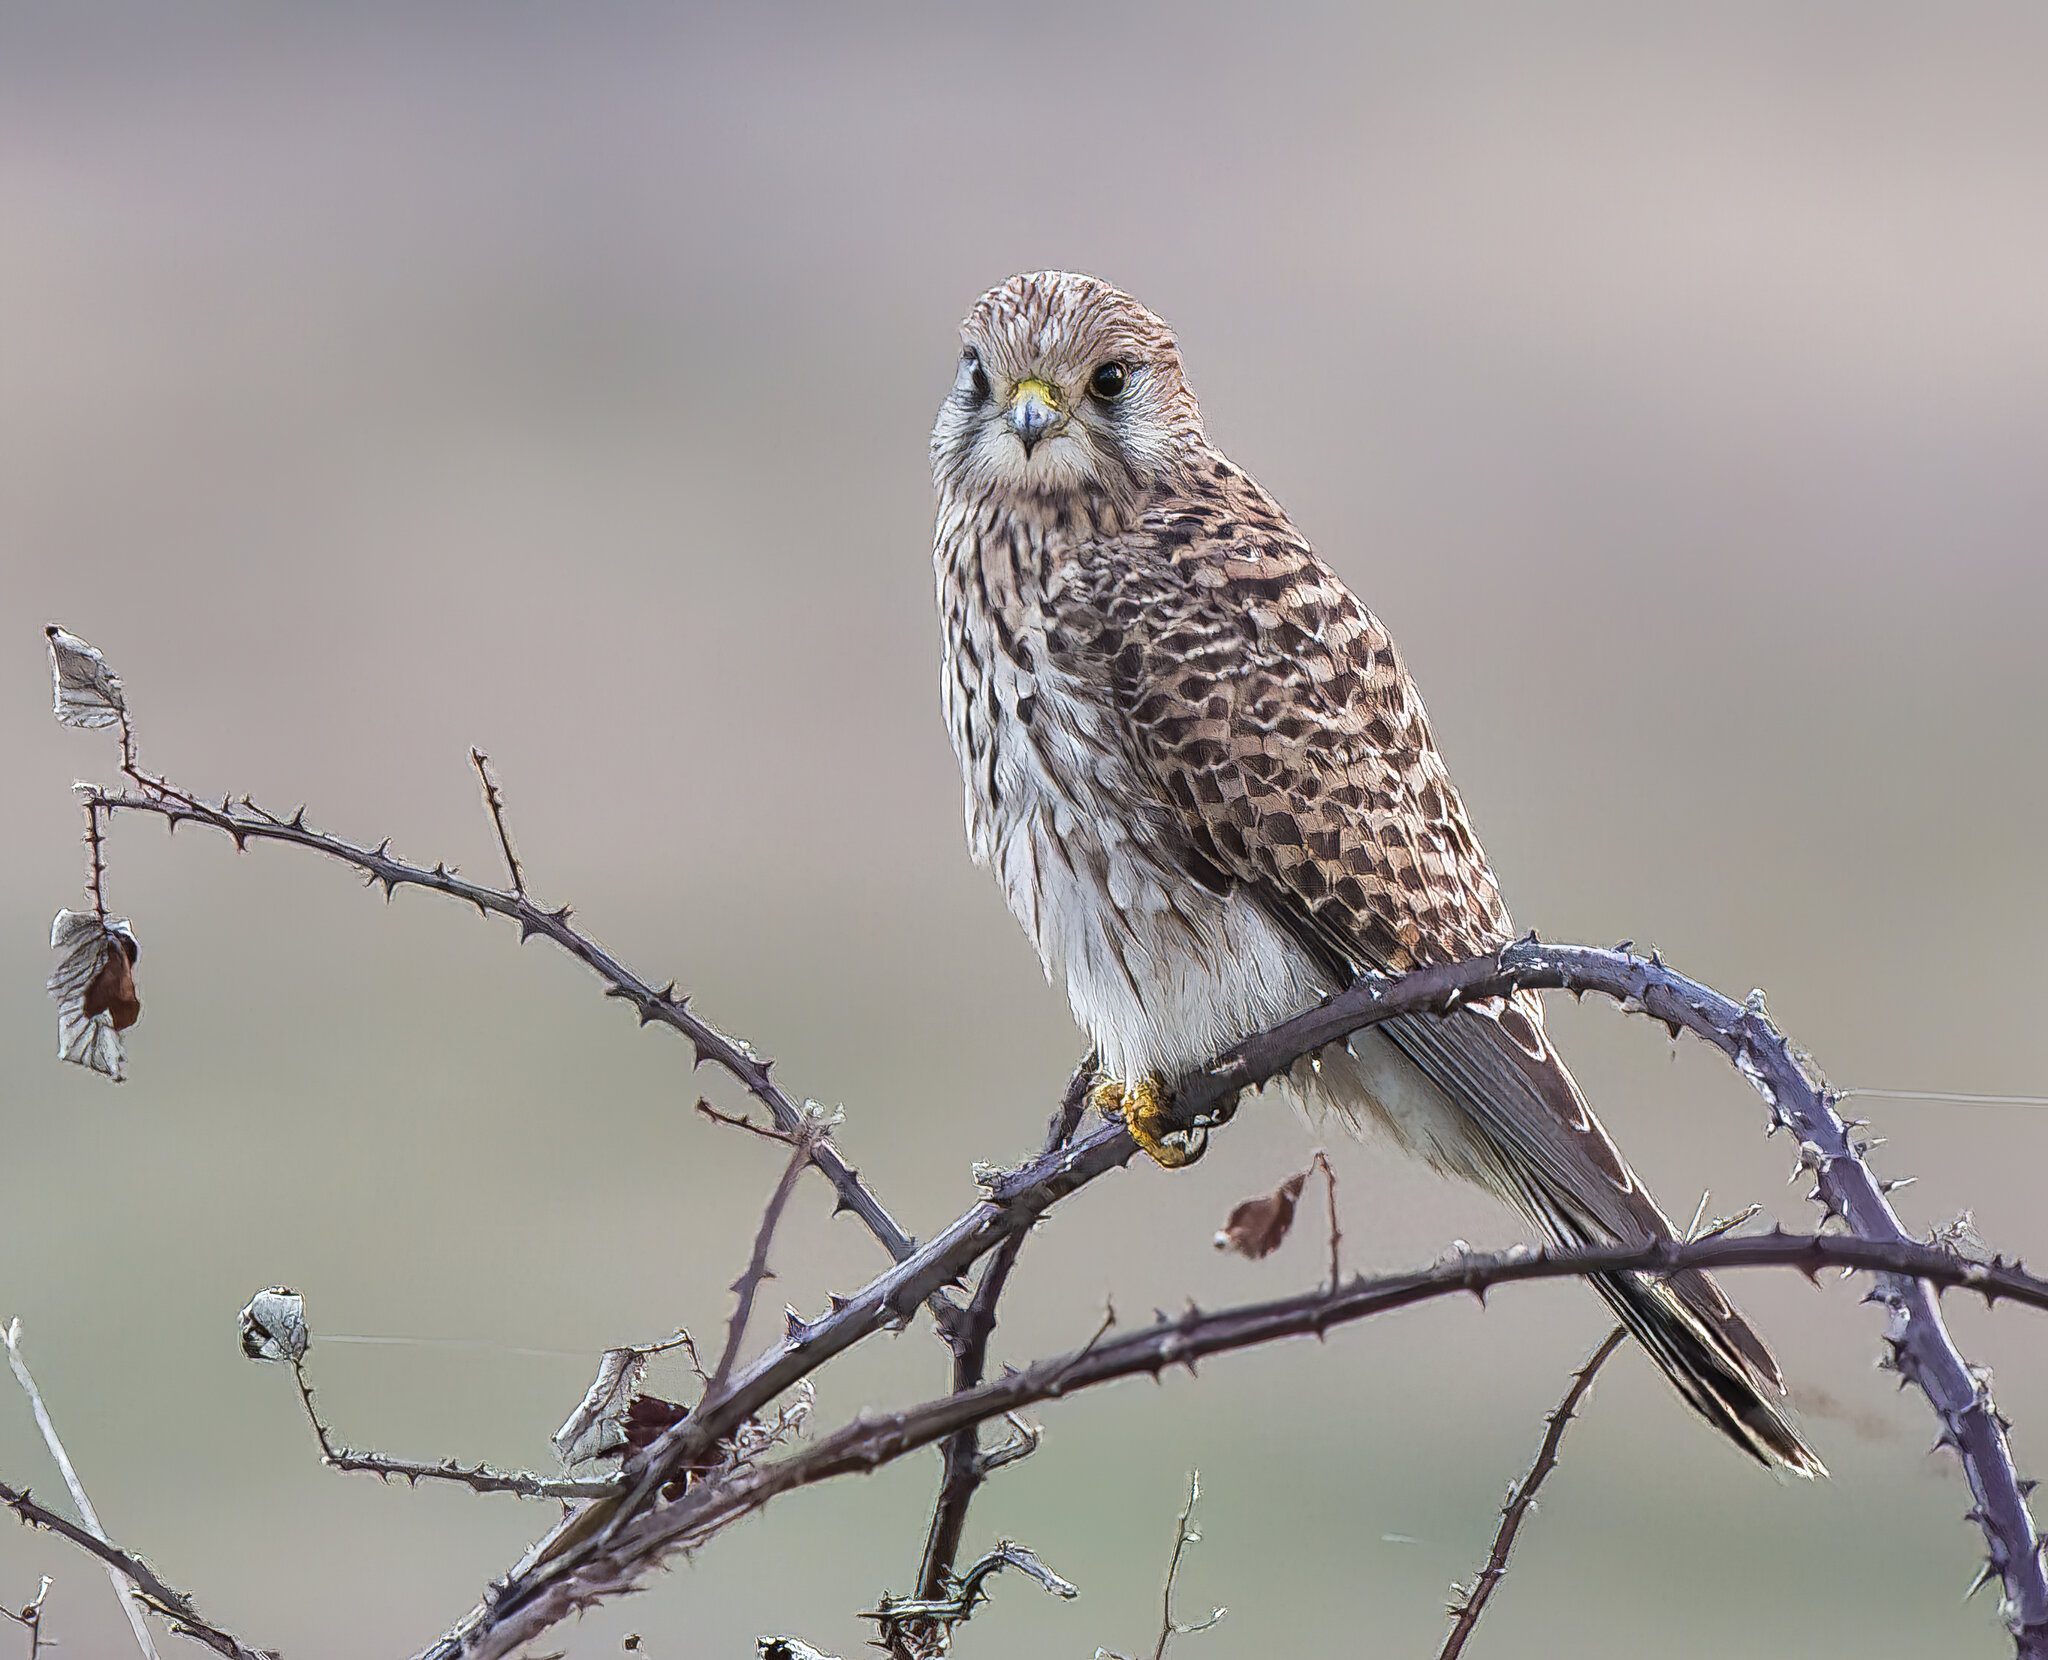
[1088,361,1129,402]
[960,348,991,403]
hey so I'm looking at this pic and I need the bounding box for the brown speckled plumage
[932,271,1819,1474]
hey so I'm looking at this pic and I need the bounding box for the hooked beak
[1006,378,1064,456]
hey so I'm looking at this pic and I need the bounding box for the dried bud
[1214,1170,1308,1260]
[48,909,141,1080]
[1930,1211,1984,1258]
[46,625,125,729]
[239,1287,309,1363]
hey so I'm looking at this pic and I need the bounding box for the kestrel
[931,271,1820,1474]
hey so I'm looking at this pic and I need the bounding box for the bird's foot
[1091,1072,1205,1169]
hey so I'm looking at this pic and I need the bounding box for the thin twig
[662,1328,711,1386]
[1439,1325,1627,1660]
[81,797,109,923]
[696,1098,801,1146]
[4,1320,160,1658]
[869,1541,1076,1634]
[1152,1471,1224,1658]
[114,710,201,811]
[1310,1150,1342,1293]
[467,749,527,897]
[288,1358,619,1500]
[1,1575,50,1658]
[709,1124,822,1399]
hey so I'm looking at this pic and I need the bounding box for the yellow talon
[1092,1072,1200,1169]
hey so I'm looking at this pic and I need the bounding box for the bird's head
[932,271,1203,506]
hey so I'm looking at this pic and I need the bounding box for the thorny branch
[1439,1326,1627,1660]
[1310,1151,1342,1292]
[0,1481,268,1660]
[466,749,526,897]
[710,1122,824,1398]
[286,1359,622,1501]
[1435,1200,1757,1656]
[83,785,921,1272]
[696,1097,808,1146]
[80,794,110,924]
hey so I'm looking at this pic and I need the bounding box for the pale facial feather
[930,270,1203,506]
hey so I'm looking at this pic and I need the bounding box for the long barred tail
[1297,1019,1825,1474]
[1590,1255,1825,1477]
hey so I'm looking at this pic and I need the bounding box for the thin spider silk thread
[1838,1086,2048,1108]
[319,1332,700,1361]
[319,1335,595,1360]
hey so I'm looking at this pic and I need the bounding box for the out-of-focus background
[5,5,2047,1656]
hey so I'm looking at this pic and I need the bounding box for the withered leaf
[239,1287,310,1364]
[48,909,141,1080]
[1214,1170,1308,1260]
[45,625,125,729]
[553,1346,649,1468]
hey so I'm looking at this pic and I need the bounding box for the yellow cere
[1009,377,1061,409]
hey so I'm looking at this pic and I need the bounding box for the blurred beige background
[5,4,2048,1656]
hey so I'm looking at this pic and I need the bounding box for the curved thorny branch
[37,627,2048,1660]
[82,785,920,1268]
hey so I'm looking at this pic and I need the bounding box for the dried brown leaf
[1213,1171,1308,1260]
